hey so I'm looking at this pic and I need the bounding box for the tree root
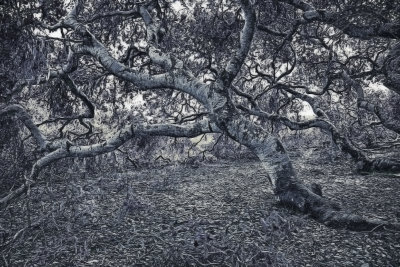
[278,183,400,231]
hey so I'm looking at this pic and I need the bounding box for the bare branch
[232,85,259,110]
[86,9,141,23]
[62,75,95,118]
[237,105,369,164]
[0,119,220,208]
[46,7,212,107]
[6,51,79,101]
[221,0,256,86]
[36,75,95,135]
[0,105,48,150]
[280,0,400,39]
[139,5,175,70]
[73,37,212,105]
[342,71,400,134]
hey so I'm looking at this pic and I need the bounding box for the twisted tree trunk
[221,114,399,231]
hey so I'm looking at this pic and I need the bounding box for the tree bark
[222,114,399,231]
[383,42,400,94]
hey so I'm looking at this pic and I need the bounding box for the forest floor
[1,148,400,266]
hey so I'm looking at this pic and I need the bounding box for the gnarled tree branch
[221,0,256,86]
[280,0,400,39]
[0,118,220,208]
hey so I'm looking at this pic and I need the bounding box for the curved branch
[73,38,211,105]
[232,85,260,109]
[281,0,400,39]
[342,71,400,135]
[237,105,330,131]
[40,0,227,113]
[68,119,220,158]
[138,5,176,70]
[0,105,48,150]
[56,7,212,107]
[0,119,220,208]
[62,75,95,118]
[86,9,141,23]
[240,101,400,172]
[0,148,67,209]
[6,51,79,101]
[274,84,318,111]
[221,0,256,86]
[36,75,95,137]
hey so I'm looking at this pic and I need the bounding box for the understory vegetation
[1,145,399,266]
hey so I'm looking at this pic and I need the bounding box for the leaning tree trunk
[221,114,398,231]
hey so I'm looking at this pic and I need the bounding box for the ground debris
[1,155,399,266]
